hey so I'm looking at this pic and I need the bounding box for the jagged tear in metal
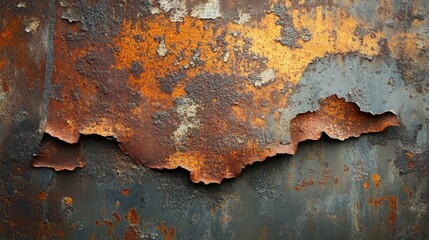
[35,95,400,183]
[1,0,428,239]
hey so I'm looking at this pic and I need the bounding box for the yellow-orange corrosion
[363,181,369,190]
[63,196,73,206]
[372,173,381,188]
[114,8,381,113]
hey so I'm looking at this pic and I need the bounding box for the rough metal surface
[1,0,429,239]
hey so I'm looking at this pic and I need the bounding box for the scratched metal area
[1,0,429,239]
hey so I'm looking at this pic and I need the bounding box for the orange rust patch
[37,192,48,203]
[368,196,398,226]
[363,181,369,190]
[405,151,414,158]
[122,189,129,196]
[157,223,176,240]
[63,196,73,206]
[372,173,381,188]
[126,208,139,225]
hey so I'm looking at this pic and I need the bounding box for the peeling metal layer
[275,95,400,155]
[39,0,417,183]
[33,134,86,171]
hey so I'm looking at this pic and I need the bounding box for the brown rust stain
[334,177,339,185]
[103,220,114,236]
[126,208,139,225]
[112,212,121,223]
[36,192,48,203]
[157,223,176,240]
[1,79,8,93]
[39,1,406,184]
[124,226,140,240]
[32,135,86,171]
[402,185,413,199]
[368,196,399,226]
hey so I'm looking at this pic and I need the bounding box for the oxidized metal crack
[36,0,413,184]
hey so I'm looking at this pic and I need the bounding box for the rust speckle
[63,196,73,206]
[112,212,121,223]
[1,79,8,93]
[103,220,113,236]
[37,192,48,203]
[344,165,349,172]
[126,208,139,225]
[372,173,381,188]
[157,223,176,240]
[368,196,398,226]
[89,233,95,240]
[122,189,129,196]
[405,151,414,158]
[363,181,369,190]
[402,185,412,199]
[296,176,315,190]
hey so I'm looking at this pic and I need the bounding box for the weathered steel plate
[0,0,428,239]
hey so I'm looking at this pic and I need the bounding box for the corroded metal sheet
[1,0,429,239]
[40,0,411,183]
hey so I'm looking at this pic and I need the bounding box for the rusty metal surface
[1,0,429,239]
[43,0,407,183]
